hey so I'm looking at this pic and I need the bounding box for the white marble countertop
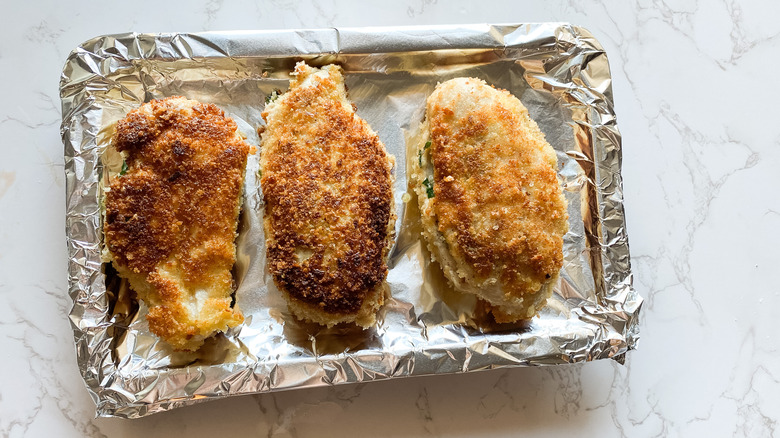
[1,0,777,436]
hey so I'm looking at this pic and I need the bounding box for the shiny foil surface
[61,23,642,418]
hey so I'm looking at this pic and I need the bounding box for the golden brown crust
[260,63,395,326]
[104,96,248,350]
[418,77,568,319]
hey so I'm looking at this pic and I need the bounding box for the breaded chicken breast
[260,62,395,328]
[412,78,568,322]
[104,96,249,351]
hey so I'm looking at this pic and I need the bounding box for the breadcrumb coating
[260,62,395,328]
[413,77,568,321]
[104,96,248,350]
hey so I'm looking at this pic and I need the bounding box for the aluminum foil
[61,23,642,419]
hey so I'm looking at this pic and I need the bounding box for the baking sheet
[61,23,642,418]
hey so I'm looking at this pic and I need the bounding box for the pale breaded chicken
[260,62,395,328]
[104,96,249,351]
[412,77,568,322]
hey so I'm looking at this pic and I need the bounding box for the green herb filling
[422,177,435,198]
[265,89,282,104]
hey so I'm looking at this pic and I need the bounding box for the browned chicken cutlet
[260,62,396,328]
[412,77,568,322]
[104,96,249,350]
